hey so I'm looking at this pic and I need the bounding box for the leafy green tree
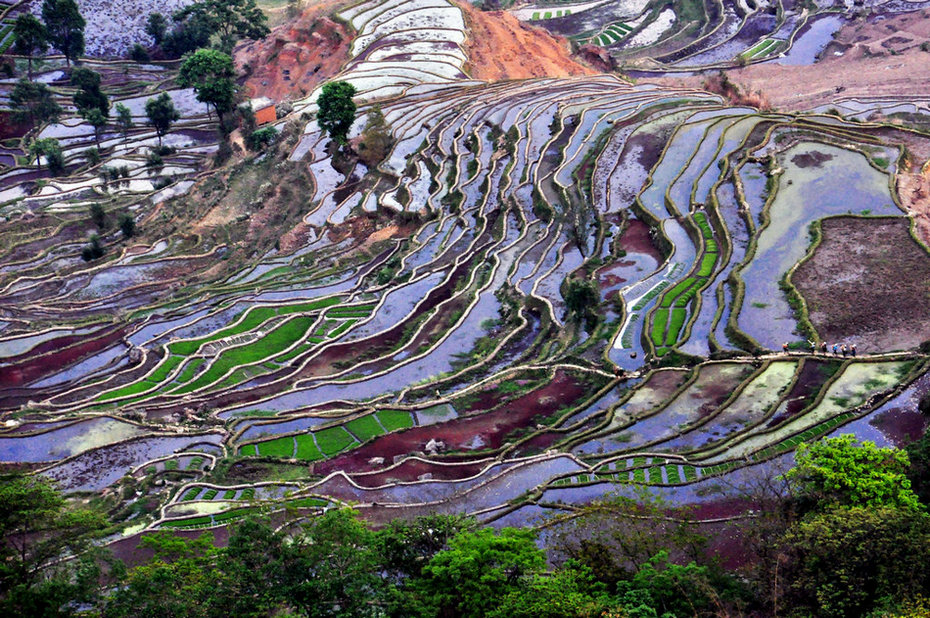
[908,426,930,506]
[245,126,278,151]
[488,562,612,618]
[211,518,289,616]
[145,93,180,147]
[119,213,136,238]
[174,0,269,52]
[612,551,731,618]
[550,489,707,582]
[316,81,357,145]
[84,109,107,146]
[161,12,213,58]
[103,532,221,617]
[115,103,134,136]
[10,79,62,127]
[129,43,150,63]
[177,48,236,118]
[564,276,599,321]
[416,527,546,618]
[89,202,107,229]
[0,474,105,616]
[356,105,394,167]
[779,506,930,617]
[145,12,168,46]
[282,508,386,617]
[786,434,922,511]
[377,514,472,583]
[41,0,85,66]
[71,67,109,117]
[12,14,48,77]
[29,138,64,173]
[82,234,105,261]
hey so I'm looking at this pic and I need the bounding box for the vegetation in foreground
[2,433,930,617]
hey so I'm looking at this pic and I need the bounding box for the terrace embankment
[793,216,930,352]
[234,0,351,102]
[653,11,930,112]
[453,0,596,81]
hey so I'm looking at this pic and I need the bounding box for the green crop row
[697,252,717,277]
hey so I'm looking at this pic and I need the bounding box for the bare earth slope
[453,0,596,80]
[234,0,351,101]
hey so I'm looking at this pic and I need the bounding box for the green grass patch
[345,415,385,442]
[314,426,357,456]
[161,515,212,528]
[376,409,415,432]
[223,490,238,499]
[255,437,294,458]
[295,434,324,460]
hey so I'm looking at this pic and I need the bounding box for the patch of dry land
[793,216,930,352]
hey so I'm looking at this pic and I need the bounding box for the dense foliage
[317,81,358,145]
[2,432,929,617]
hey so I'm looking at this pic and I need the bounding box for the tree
[778,506,930,617]
[103,532,220,617]
[115,103,134,136]
[908,425,930,506]
[161,12,213,58]
[0,474,105,616]
[145,93,180,147]
[82,234,105,261]
[10,79,62,127]
[119,213,136,239]
[356,105,394,167]
[177,48,236,119]
[12,14,48,77]
[245,126,277,151]
[377,514,472,583]
[84,109,107,147]
[488,563,612,618]
[786,434,922,512]
[71,67,109,118]
[564,276,599,320]
[29,138,64,174]
[416,527,546,618]
[316,81,357,145]
[174,0,270,52]
[41,0,85,66]
[89,202,107,229]
[281,508,386,617]
[145,12,168,46]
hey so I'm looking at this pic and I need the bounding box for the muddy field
[793,216,930,352]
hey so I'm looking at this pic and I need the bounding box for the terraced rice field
[1,0,929,540]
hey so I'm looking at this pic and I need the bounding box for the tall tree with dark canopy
[316,80,357,145]
[10,79,62,127]
[177,48,236,119]
[145,93,180,147]
[0,474,105,616]
[145,12,168,46]
[71,67,109,118]
[174,0,270,52]
[41,0,85,66]
[12,14,48,78]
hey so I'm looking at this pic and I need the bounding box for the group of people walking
[782,341,857,357]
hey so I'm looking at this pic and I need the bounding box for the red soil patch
[315,370,589,475]
[792,217,930,352]
[351,458,489,487]
[234,1,351,102]
[452,0,596,81]
[0,326,125,391]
